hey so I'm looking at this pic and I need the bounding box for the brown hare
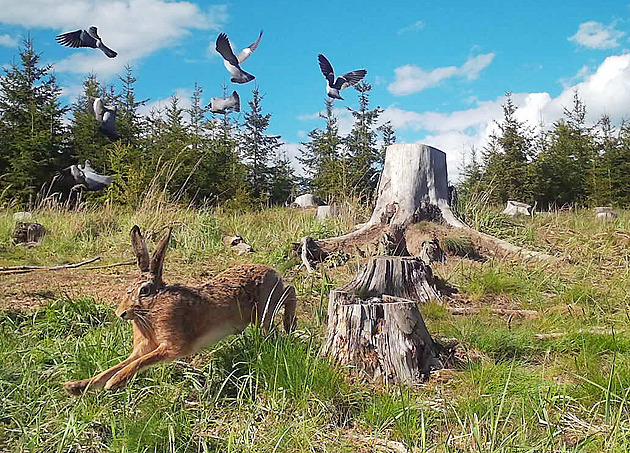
[64,225,296,395]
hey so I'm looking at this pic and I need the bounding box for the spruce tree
[343,82,383,202]
[534,91,595,207]
[68,74,110,172]
[240,88,282,201]
[481,93,533,203]
[0,38,68,204]
[117,64,147,144]
[299,98,344,199]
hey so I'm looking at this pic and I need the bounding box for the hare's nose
[119,310,128,320]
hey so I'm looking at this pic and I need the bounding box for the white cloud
[0,1,228,77]
[137,88,194,119]
[568,21,625,50]
[278,143,304,176]
[559,65,592,89]
[388,53,495,96]
[397,20,425,35]
[0,33,18,47]
[382,53,630,180]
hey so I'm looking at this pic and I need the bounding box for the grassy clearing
[1,204,630,451]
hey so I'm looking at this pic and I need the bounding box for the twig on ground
[0,257,101,275]
[448,307,539,319]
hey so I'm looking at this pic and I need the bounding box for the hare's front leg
[104,343,175,390]
[63,341,152,395]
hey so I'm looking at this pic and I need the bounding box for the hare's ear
[130,225,150,272]
[150,227,172,281]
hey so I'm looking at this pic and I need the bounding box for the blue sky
[1,0,629,180]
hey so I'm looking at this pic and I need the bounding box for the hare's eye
[139,285,151,296]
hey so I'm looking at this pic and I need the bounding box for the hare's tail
[282,285,297,333]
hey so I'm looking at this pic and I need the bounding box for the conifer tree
[534,91,595,207]
[344,82,383,202]
[240,88,282,201]
[299,98,344,199]
[481,93,533,203]
[0,38,68,203]
[117,64,147,144]
[68,74,110,172]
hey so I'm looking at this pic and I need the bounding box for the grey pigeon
[209,90,240,114]
[215,30,263,84]
[87,96,118,140]
[317,54,367,100]
[56,26,117,58]
[61,160,113,191]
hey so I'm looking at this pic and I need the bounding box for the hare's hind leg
[283,285,297,333]
[63,341,153,395]
[104,343,176,390]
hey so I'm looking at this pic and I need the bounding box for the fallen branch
[82,260,136,270]
[534,327,620,340]
[0,257,101,275]
[448,307,539,319]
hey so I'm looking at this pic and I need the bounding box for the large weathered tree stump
[323,293,444,384]
[367,144,465,229]
[323,255,446,384]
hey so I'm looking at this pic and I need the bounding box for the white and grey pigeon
[317,54,367,100]
[215,30,263,84]
[87,96,119,140]
[56,26,117,58]
[209,91,240,114]
[62,160,113,191]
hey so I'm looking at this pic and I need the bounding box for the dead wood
[533,327,620,339]
[0,257,101,275]
[323,255,450,385]
[323,292,445,384]
[448,307,539,319]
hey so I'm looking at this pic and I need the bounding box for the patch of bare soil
[0,265,210,313]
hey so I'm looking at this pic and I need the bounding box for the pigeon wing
[336,69,367,90]
[87,96,105,122]
[56,29,97,48]
[82,165,113,191]
[236,30,263,63]
[68,165,86,185]
[318,54,335,86]
[215,33,240,66]
[100,109,119,140]
[231,91,240,112]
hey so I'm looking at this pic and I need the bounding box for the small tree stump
[323,255,446,384]
[323,293,444,384]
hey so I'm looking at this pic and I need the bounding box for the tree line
[459,92,630,209]
[0,39,395,209]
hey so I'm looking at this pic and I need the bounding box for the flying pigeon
[215,30,263,84]
[61,160,113,191]
[209,91,240,114]
[317,54,367,100]
[56,26,117,58]
[87,96,118,140]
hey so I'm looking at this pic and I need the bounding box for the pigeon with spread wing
[318,54,367,100]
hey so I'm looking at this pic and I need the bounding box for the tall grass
[2,199,630,451]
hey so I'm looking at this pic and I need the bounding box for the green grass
[2,203,630,451]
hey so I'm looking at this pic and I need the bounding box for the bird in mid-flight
[60,160,113,191]
[215,30,263,84]
[317,54,367,100]
[87,96,118,140]
[209,91,240,114]
[56,26,117,58]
